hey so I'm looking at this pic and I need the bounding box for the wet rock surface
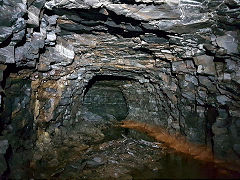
[26,125,240,179]
[83,80,129,121]
[0,0,240,178]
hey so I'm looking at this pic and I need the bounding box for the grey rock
[15,33,45,67]
[0,154,7,175]
[225,59,237,72]
[216,32,239,54]
[225,0,240,8]
[0,26,12,43]
[140,33,168,44]
[106,3,181,21]
[156,20,180,31]
[185,74,198,86]
[0,2,19,27]
[37,62,52,72]
[229,125,238,138]
[0,70,4,82]
[86,157,104,167]
[45,0,92,9]
[46,32,57,43]
[236,120,240,127]
[27,0,45,27]
[215,118,228,128]
[172,60,195,73]
[0,140,8,154]
[182,91,195,101]
[12,29,25,43]
[203,44,216,53]
[32,0,46,9]
[48,158,59,167]
[27,6,40,27]
[218,109,229,119]
[233,144,240,155]
[212,124,228,135]
[13,17,26,33]
[82,111,104,122]
[59,98,71,106]
[67,74,78,80]
[47,15,59,25]
[194,55,216,75]
[59,23,93,33]
[217,95,231,105]
[0,45,15,63]
[198,76,217,92]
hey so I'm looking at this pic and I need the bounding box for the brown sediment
[119,120,240,173]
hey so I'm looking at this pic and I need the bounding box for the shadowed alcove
[83,75,132,121]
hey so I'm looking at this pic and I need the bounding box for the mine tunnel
[83,75,130,121]
[1,0,240,179]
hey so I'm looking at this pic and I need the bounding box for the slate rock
[225,0,240,8]
[82,111,104,122]
[0,46,15,64]
[217,95,231,105]
[46,15,59,25]
[0,140,8,154]
[0,26,12,43]
[27,5,41,27]
[12,29,25,43]
[172,60,195,73]
[85,157,104,168]
[0,154,7,175]
[216,31,239,54]
[212,124,228,135]
[233,144,240,155]
[37,62,52,72]
[59,98,71,106]
[194,55,216,75]
[27,0,46,27]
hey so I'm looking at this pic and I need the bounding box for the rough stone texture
[0,154,7,175]
[0,76,34,179]
[83,80,129,121]
[0,0,240,178]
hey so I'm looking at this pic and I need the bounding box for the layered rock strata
[0,0,240,178]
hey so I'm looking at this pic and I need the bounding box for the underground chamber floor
[23,126,240,179]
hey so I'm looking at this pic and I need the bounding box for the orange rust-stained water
[120,120,240,173]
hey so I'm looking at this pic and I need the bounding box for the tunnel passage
[83,75,131,121]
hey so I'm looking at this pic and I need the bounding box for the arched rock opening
[83,75,131,121]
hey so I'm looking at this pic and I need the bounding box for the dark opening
[83,75,133,121]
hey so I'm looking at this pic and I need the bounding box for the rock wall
[0,0,240,177]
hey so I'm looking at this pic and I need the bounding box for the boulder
[0,140,8,154]
[194,55,216,75]
[0,46,15,64]
[216,31,239,54]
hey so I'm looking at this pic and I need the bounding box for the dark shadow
[83,75,134,121]
[206,106,219,154]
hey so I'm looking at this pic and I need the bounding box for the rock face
[83,80,129,121]
[0,0,240,178]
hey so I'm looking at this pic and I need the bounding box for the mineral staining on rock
[0,0,240,179]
